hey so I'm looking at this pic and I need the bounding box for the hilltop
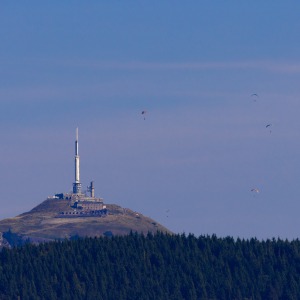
[0,198,171,245]
[0,128,171,246]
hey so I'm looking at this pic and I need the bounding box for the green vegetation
[0,232,300,299]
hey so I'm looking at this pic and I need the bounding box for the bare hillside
[0,198,171,243]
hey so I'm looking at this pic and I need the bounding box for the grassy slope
[0,199,171,241]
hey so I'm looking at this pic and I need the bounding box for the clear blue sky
[1,2,300,239]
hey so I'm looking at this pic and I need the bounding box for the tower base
[73,182,82,194]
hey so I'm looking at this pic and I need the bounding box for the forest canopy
[0,232,300,299]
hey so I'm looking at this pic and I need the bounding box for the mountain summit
[0,198,171,245]
[0,129,171,246]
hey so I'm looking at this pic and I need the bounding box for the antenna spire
[73,127,81,194]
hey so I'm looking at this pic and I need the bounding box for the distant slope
[0,198,171,243]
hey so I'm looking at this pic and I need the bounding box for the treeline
[1,232,300,299]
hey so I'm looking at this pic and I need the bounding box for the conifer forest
[1,232,300,299]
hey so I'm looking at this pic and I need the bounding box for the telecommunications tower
[73,127,82,194]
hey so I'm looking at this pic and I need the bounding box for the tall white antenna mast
[73,127,81,194]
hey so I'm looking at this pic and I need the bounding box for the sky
[1,2,300,240]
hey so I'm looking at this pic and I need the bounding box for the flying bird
[251,188,260,193]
